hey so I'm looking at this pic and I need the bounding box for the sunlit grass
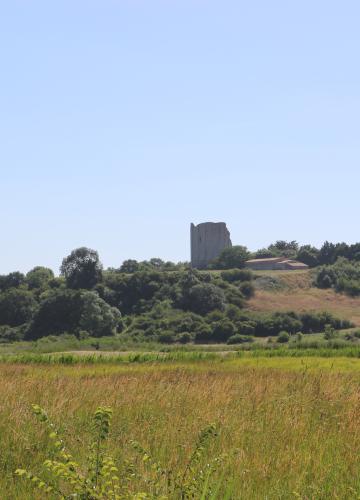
[1,357,360,498]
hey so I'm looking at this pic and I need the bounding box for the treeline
[0,248,255,343]
[0,247,352,344]
[253,240,360,268]
[96,240,360,274]
[0,246,355,344]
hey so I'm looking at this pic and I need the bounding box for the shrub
[194,325,213,343]
[211,319,236,342]
[187,284,226,315]
[220,269,253,283]
[277,331,290,343]
[0,325,23,343]
[237,322,256,336]
[177,332,193,344]
[158,331,175,343]
[324,324,338,340]
[314,258,360,296]
[238,281,255,299]
[227,334,254,345]
[225,305,243,321]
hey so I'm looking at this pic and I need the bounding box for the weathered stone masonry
[191,222,232,269]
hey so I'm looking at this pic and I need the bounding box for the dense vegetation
[0,247,355,345]
[253,239,360,267]
[314,257,360,296]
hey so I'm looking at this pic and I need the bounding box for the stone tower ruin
[190,222,232,269]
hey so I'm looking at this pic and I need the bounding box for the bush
[324,324,338,340]
[211,319,236,342]
[238,281,255,299]
[314,258,360,296]
[227,334,254,345]
[277,331,290,343]
[177,332,193,344]
[157,331,175,343]
[187,284,226,315]
[220,269,253,283]
[194,325,213,343]
[0,325,24,343]
[237,322,256,336]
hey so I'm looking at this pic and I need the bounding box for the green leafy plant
[16,405,124,498]
[16,405,225,499]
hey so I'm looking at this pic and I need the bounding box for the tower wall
[191,222,232,268]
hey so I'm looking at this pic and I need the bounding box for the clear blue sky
[1,1,360,274]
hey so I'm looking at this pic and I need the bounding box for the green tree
[187,283,226,315]
[119,259,140,273]
[318,241,337,265]
[26,267,54,289]
[296,245,319,267]
[25,290,83,340]
[0,272,25,291]
[79,292,122,337]
[0,289,37,326]
[268,240,299,259]
[213,246,250,269]
[211,319,236,342]
[60,247,103,289]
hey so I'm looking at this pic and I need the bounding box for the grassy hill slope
[247,269,360,326]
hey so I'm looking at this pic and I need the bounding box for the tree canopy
[60,247,103,289]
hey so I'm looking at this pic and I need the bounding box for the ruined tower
[190,222,232,269]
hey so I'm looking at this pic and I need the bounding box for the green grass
[0,346,360,366]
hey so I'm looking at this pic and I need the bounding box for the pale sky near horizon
[1,1,360,274]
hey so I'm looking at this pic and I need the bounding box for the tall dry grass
[1,359,360,498]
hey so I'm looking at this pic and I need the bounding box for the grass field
[2,357,360,499]
[248,269,360,326]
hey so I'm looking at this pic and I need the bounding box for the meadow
[2,356,360,499]
[249,269,360,326]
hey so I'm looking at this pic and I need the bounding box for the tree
[25,290,84,339]
[254,248,277,259]
[267,240,299,259]
[148,258,165,269]
[213,246,250,270]
[26,267,54,289]
[0,289,37,326]
[79,292,122,337]
[26,289,121,340]
[187,283,226,315]
[60,247,103,289]
[0,272,25,291]
[318,241,337,265]
[211,319,236,342]
[119,259,140,273]
[296,246,319,268]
